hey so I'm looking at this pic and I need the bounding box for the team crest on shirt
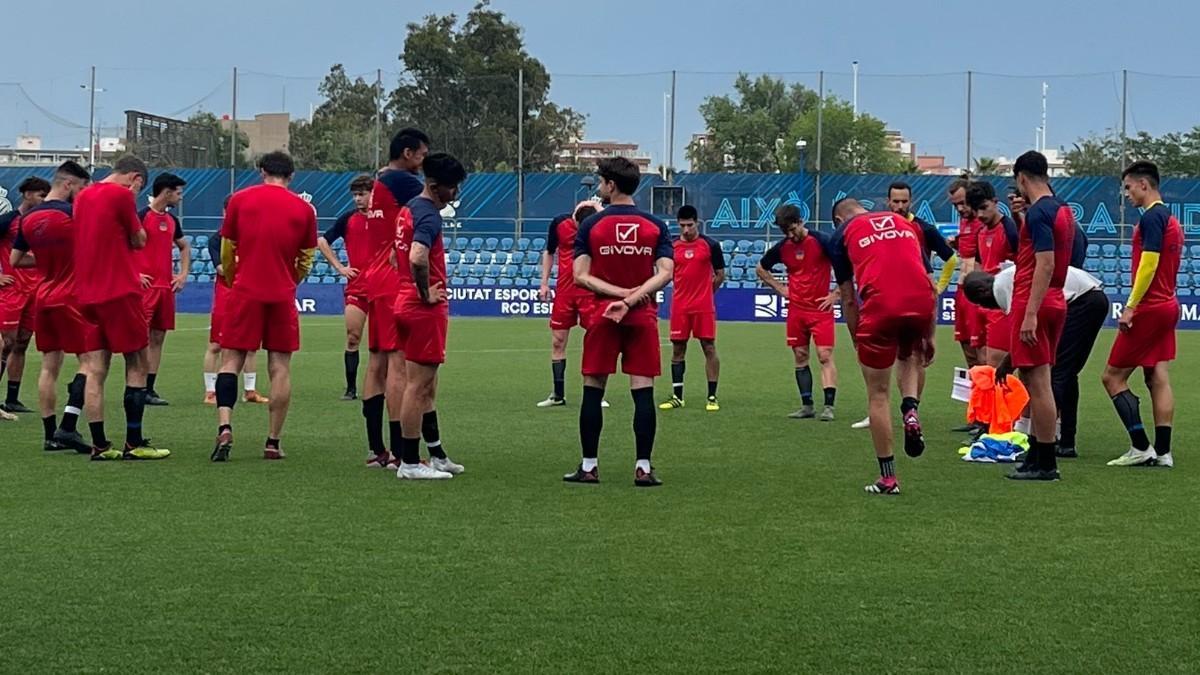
[793,250,804,260]
[159,220,169,231]
[684,249,695,259]
[984,235,993,247]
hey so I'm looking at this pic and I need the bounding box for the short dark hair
[350,174,374,193]
[258,151,295,178]
[422,152,467,187]
[677,205,699,221]
[887,181,912,198]
[112,155,149,182]
[55,160,90,182]
[774,204,802,232]
[961,270,999,309]
[389,128,430,161]
[152,172,186,197]
[965,181,997,211]
[596,157,641,196]
[574,204,598,221]
[17,176,51,195]
[1013,151,1049,180]
[947,178,970,194]
[1122,160,1160,188]
[831,197,859,223]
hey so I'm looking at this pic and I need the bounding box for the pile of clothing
[959,432,1030,463]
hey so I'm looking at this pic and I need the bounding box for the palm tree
[974,157,1001,175]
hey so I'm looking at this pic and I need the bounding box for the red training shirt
[670,234,725,314]
[221,184,318,303]
[323,210,370,296]
[137,207,183,289]
[759,231,835,313]
[364,169,423,301]
[73,181,144,305]
[976,215,1020,275]
[393,196,447,306]
[13,201,77,307]
[1131,202,1183,308]
[1013,195,1075,307]
[0,210,40,290]
[545,214,580,292]
[573,204,673,321]
[829,211,934,313]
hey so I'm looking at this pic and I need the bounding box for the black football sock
[1111,390,1150,451]
[42,415,56,442]
[6,379,20,404]
[89,421,108,449]
[901,396,920,415]
[795,367,813,406]
[631,387,656,463]
[266,437,281,450]
[1036,440,1058,472]
[401,436,421,465]
[579,385,604,460]
[344,351,359,392]
[1155,426,1172,456]
[362,395,385,453]
[708,380,718,398]
[123,386,147,446]
[878,455,895,478]
[422,410,446,460]
[389,420,402,459]
[215,372,238,409]
[671,361,685,399]
[61,373,85,433]
[551,359,566,400]
[824,387,837,406]
[146,373,157,394]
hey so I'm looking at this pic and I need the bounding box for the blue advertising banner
[177,283,1200,330]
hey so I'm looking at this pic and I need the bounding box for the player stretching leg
[563,157,674,487]
[537,201,605,408]
[9,161,93,451]
[139,173,191,406]
[1104,161,1181,468]
[393,153,468,480]
[0,176,50,415]
[1006,151,1076,481]
[73,156,168,460]
[661,205,724,412]
[203,200,267,405]
[757,205,838,421]
[317,175,373,401]
[361,129,429,468]
[211,151,317,462]
[829,200,935,494]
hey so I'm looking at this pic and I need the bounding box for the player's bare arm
[9,249,35,269]
[410,241,445,304]
[318,237,358,279]
[626,257,674,306]
[1022,251,1054,344]
[755,263,788,297]
[539,249,553,301]
[838,281,859,338]
[572,254,632,299]
[711,267,726,293]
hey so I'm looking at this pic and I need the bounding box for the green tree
[687,73,900,174]
[973,157,1001,175]
[1063,132,1123,176]
[1065,127,1200,177]
[388,1,584,172]
[289,65,383,172]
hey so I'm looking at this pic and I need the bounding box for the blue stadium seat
[338,275,347,285]
[484,237,499,251]
[1086,243,1099,258]
[499,277,514,287]
[1101,259,1118,273]
[517,237,531,251]
[1101,271,1119,286]
[462,251,478,264]
[502,265,518,278]
[1084,257,1101,273]
[195,235,209,249]
[187,274,199,283]
[531,237,546,251]
[198,274,211,283]
[500,237,514,251]
[495,252,512,265]
[730,267,745,282]
[515,277,530,287]
[724,281,740,289]
[448,251,462,264]
[1101,244,1117,258]
[482,277,497,285]
[525,264,539,278]
[332,239,345,251]
[736,239,752,254]
[1176,273,1191,288]
[321,276,336,284]
[451,276,466,287]
[1120,286,1132,297]
[197,248,211,262]
[720,239,735,254]
[1119,244,1133,258]
[1179,287,1193,297]
[752,240,766,254]
[1191,245,1200,259]
[485,264,500,277]
[468,237,485,250]
[1120,259,1132,273]
[466,277,481,285]
[477,251,493,264]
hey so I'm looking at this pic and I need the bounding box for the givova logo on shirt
[599,221,652,256]
[754,294,780,318]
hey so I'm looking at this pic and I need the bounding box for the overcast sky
[5,0,1198,169]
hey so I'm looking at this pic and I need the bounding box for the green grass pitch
[2,315,1197,673]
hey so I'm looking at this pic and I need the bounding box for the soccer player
[1103,161,1182,468]
[964,181,1019,367]
[361,128,429,469]
[947,178,982,367]
[660,204,724,412]
[563,157,674,487]
[203,205,267,405]
[756,204,838,421]
[211,151,317,462]
[829,199,935,495]
[0,176,50,415]
[391,153,468,480]
[963,263,1108,460]
[138,173,191,406]
[536,200,602,408]
[1006,150,1076,481]
[9,161,93,451]
[73,155,168,460]
[317,174,373,401]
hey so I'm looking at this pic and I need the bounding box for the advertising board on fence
[177,283,1200,329]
